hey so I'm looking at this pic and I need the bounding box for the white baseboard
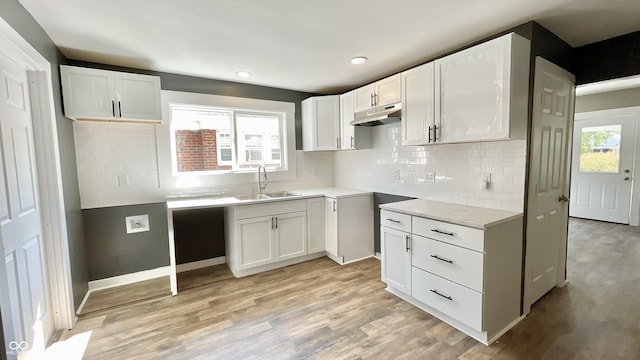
[176,256,226,273]
[88,266,171,292]
[75,291,91,315]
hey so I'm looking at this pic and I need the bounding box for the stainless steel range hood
[350,103,402,126]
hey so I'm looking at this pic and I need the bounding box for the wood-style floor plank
[59,218,640,359]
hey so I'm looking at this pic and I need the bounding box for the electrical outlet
[125,214,150,234]
[481,173,491,191]
[394,169,400,180]
[118,174,129,187]
[425,171,436,183]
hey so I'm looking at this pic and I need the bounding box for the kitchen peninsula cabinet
[60,65,162,122]
[380,199,524,345]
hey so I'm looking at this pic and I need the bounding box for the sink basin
[264,191,299,198]
[234,194,270,201]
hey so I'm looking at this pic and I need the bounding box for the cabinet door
[402,63,435,145]
[381,226,412,295]
[354,84,375,112]
[114,72,162,120]
[237,216,274,269]
[60,65,116,119]
[275,212,307,261]
[435,35,512,143]
[340,91,355,150]
[307,198,326,254]
[302,96,339,151]
[375,74,402,107]
[325,198,338,257]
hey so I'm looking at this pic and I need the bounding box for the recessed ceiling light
[351,56,368,65]
[236,71,251,78]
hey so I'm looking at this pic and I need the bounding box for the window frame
[158,90,297,190]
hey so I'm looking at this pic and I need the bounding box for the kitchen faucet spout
[258,165,267,194]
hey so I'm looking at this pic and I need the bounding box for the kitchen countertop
[380,199,523,229]
[166,187,371,211]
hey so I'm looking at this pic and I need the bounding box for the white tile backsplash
[73,121,334,208]
[335,123,527,212]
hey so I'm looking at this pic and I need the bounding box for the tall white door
[524,58,575,312]
[0,49,53,358]
[569,110,637,224]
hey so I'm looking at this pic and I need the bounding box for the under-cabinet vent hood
[350,103,401,126]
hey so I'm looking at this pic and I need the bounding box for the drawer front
[380,209,411,232]
[412,217,484,252]
[411,267,482,331]
[412,235,484,292]
[236,199,307,219]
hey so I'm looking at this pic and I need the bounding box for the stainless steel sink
[234,194,271,201]
[264,191,299,198]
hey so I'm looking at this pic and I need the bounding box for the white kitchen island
[380,199,524,345]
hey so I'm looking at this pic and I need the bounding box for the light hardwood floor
[59,218,640,359]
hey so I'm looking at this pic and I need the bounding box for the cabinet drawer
[412,217,484,252]
[411,267,482,331]
[412,235,484,292]
[236,199,307,219]
[380,209,411,232]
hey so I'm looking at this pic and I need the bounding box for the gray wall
[83,203,169,280]
[576,87,640,113]
[0,0,88,311]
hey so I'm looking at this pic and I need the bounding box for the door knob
[624,169,630,173]
[624,177,630,181]
[558,195,570,202]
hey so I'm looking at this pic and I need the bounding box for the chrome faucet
[257,165,267,194]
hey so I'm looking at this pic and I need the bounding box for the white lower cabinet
[381,226,411,295]
[226,199,317,277]
[306,197,326,254]
[380,206,523,345]
[325,193,374,264]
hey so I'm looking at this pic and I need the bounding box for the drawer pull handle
[431,229,454,236]
[430,254,453,264]
[386,218,401,223]
[430,289,453,301]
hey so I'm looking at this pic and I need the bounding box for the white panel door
[524,58,574,311]
[114,72,162,120]
[569,112,636,224]
[381,226,411,295]
[0,49,53,357]
[237,216,274,269]
[274,212,307,261]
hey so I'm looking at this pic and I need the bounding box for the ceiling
[18,0,640,94]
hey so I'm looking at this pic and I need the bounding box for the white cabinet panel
[325,197,338,256]
[237,216,274,269]
[306,198,326,254]
[339,91,372,150]
[435,33,530,143]
[402,62,436,145]
[302,95,340,151]
[61,65,162,122]
[380,209,411,233]
[354,84,376,113]
[275,211,307,261]
[381,226,411,295]
[353,74,402,113]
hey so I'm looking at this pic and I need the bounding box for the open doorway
[572,78,640,226]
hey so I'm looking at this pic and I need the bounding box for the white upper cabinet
[60,65,162,122]
[339,91,372,150]
[354,74,402,113]
[402,62,436,145]
[435,33,530,143]
[302,95,340,151]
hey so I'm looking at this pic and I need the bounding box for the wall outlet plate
[125,214,150,234]
[425,171,436,183]
[481,173,491,191]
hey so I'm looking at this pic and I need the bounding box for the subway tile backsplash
[334,124,527,212]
